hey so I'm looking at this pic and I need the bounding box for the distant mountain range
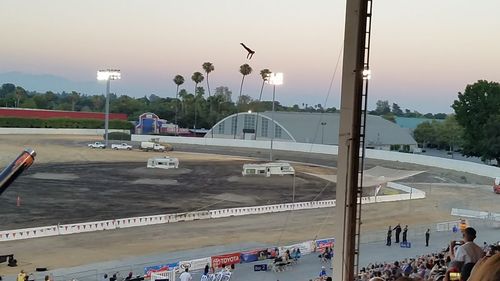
[0,71,102,94]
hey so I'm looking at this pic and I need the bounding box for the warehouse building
[205,111,417,151]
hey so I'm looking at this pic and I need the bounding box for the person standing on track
[402,225,408,244]
[394,224,402,244]
[425,229,430,247]
[386,226,392,246]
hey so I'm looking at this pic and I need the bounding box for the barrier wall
[131,135,500,178]
[451,208,500,221]
[436,221,460,232]
[0,128,130,135]
[0,182,424,242]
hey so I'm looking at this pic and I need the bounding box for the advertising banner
[144,262,179,277]
[315,237,335,252]
[240,249,265,263]
[211,252,241,268]
[179,257,211,271]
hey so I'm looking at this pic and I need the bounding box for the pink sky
[1,0,499,113]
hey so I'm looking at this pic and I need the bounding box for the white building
[205,111,418,151]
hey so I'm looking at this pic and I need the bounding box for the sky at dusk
[1,0,500,113]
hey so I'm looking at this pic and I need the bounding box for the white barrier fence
[0,128,130,135]
[0,183,424,242]
[151,270,175,281]
[451,208,500,221]
[131,135,500,178]
[436,221,460,232]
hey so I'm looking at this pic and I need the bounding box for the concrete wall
[0,128,130,135]
[131,135,500,178]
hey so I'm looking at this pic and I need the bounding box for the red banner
[211,252,241,268]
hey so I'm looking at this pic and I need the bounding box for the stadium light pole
[97,69,121,148]
[267,72,283,162]
[321,121,327,144]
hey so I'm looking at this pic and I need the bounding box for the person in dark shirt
[402,225,408,243]
[387,226,392,246]
[394,224,402,244]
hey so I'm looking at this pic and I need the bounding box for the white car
[111,143,133,150]
[88,142,106,149]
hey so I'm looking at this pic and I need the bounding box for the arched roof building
[205,111,417,150]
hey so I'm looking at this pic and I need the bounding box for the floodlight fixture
[97,69,121,81]
[362,69,371,80]
[97,69,121,148]
[268,72,283,85]
[248,110,252,114]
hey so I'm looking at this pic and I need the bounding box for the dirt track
[0,135,498,275]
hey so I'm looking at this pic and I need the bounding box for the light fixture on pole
[267,72,283,162]
[97,69,121,148]
[321,121,327,144]
[362,69,371,80]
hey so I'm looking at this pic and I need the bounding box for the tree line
[412,80,500,165]
[0,62,337,129]
[370,99,448,122]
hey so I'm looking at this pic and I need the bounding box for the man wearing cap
[450,227,485,268]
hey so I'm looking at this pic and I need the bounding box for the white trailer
[147,157,179,169]
[141,141,166,152]
[242,162,295,177]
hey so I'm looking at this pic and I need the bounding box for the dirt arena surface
[1,134,498,275]
[1,160,334,229]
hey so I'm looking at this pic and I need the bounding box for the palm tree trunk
[206,74,211,97]
[175,85,179,135]
[206,74,214,133]
[194,83,198,130]
[254,80,266,140]
[234,75,246,139]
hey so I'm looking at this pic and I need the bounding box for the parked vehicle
[494,177,500,194]
[111,143,133,150]
[88,142,105,149]
[140,141,166,152]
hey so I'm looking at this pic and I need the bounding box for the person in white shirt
[179,268,192,281]
[451,227,485,266]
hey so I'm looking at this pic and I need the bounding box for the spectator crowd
[357,227,499,281]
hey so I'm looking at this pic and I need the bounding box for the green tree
[202,62,214,97]
[234,64,252,138]
[391,103,403,116]
[258,69,271,102]
[414,121,436,148]
[381,113,396,123]
[452,80,500,164]
[70,91,80,111]
[191,72,204,129]
[374,100,390,115]
[173,74,185,126]
[436,115,463,152]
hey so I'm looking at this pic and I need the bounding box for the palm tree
[191,72,204,130]
[173,75,185,128]
[234,64,253,139]
[202,62,214,97]
[254,69,271,139]
[258,69,271,101]
[202,62,215,136]
[70,91,80,111]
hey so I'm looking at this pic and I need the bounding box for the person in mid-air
[240,43,255,59]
